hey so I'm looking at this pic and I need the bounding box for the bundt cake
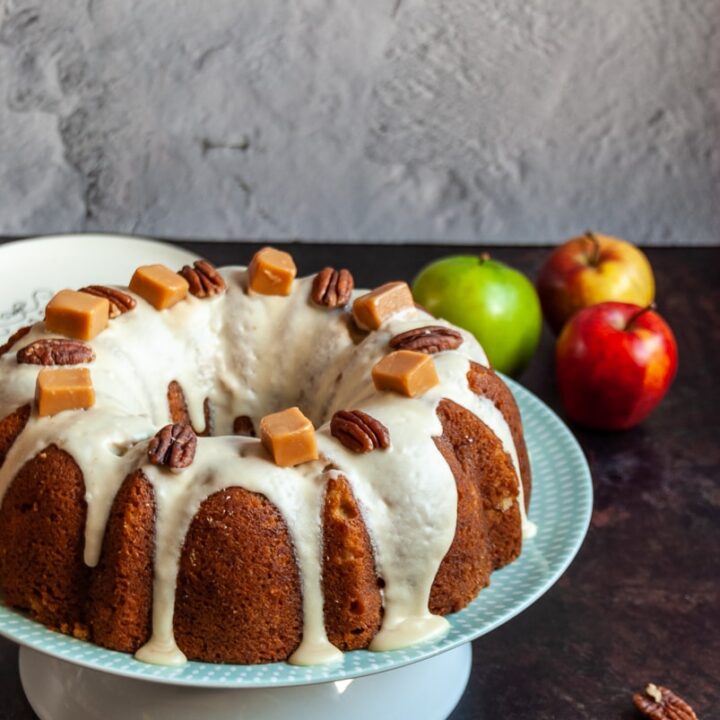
[0,247,534,666]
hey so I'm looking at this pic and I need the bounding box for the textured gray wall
[0,0,718,244]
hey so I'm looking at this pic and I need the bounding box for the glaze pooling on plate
[0,267,534,667]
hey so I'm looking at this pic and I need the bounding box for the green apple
[412,255,542,376]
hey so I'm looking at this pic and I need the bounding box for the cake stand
[0,234,593,720]
[18,643,473,720]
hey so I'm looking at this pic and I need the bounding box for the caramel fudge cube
[45,290,110,341]
[248,247,297,296]
[372,350,440,398]
[129,264,189,310]
[36,367,95,417]
[260,407,318,467]
[352,282,414,331]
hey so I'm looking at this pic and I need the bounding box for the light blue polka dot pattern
[0,376,592,688]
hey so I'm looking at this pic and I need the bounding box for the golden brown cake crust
[322,475,382,650]
[88,470,155,652]
[167,379,191,426]
[173,487,303,664]
[0,345,531,664]
[167,380,212,436]
[430,427,493,614]
[435,397,522,583]
[0,444,90,637]
[0,404,31,467]
[467,362,532,509]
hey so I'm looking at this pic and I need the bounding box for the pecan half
[312,267,354,308]
[633,684,698,720]
[17,339,95,366]
[0,326,32,357]
[148,423,197,469]
[233,415,255,437]
[79,285,137,318]
[331,410,390,453]
[179,260,226,298]
[389,325,463,354]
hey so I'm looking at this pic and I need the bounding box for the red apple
[537,232,655,334]
[556,302,678,430]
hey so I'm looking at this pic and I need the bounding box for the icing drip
[138,440,342,666]
[317,396,457,651]
[0,408,154,567]
[0,269,534,666]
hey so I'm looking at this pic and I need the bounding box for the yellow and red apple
[556,302,678,430]
[537,232,655,334]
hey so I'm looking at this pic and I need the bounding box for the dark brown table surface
[0,241,717,719]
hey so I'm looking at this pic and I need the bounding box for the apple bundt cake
[0,247,533,666]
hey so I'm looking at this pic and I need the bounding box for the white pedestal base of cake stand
[19,643,471,720]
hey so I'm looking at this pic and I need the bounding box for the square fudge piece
[352,282,414,331]
[36,367,95,416]
[248,247,297,296]
[45,290,109,341]
[129,264,189,310]
[372,350,440,398]
[260,407,318,467]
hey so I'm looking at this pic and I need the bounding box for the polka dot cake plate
[0,235,593,719]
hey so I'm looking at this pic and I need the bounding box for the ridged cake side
[0,267,533,665]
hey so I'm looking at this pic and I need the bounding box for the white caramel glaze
[0,269,533,666]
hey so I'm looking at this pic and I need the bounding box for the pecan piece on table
[0,326,32,357]
[148,423,197,469]
[233,415,255,437]
[311,267,354,308]
[179,260,226,298]
[79,285,136,318]
[17,339,95,366]
[633,684,698,720]
[389,325,463,354]
[331,410,390,453]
